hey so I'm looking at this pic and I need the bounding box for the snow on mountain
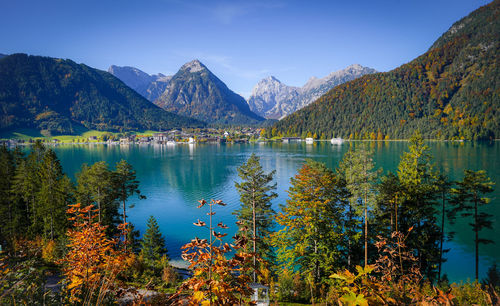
[248,64,377,119]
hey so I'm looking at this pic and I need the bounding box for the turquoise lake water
[49,141,499,282]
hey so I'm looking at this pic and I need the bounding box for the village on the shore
[1,126,349,146]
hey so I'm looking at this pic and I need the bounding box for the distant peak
[181,59,206,73]
[108,65,147,75]
[346,64,363,69]
[263,76,281,83]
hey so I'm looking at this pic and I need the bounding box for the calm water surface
[50,141,499,282]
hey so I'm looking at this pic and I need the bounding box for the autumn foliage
[171,199,254,305]
[58,203,129,304]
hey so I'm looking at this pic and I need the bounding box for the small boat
[166,140,176,145]
[305,138,314,144]
[330,137,344,145]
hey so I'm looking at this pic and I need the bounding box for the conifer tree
[114,159,144,242]
[233,153,277,282]
[450,170,495,281]
[76,161,118,227]
[339,145,379,267]
[21,141,46,235]
[37,149,73,240]
[273,160,348,294]
[0,146,16,244]
[396,131,440,280]
[436,174,453,282]
[140,216,168,264]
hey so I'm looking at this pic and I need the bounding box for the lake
[49,141,499,282]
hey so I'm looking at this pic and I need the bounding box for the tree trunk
[348,203,352,268]
[364,186,368,267]
[364,206,368,267]
[97,188,101,223]
[252,189,256,283]
[122,199,127,243]
[209,203,213,306]
[439,191,445,282]
[50,214,54,240]
[474,195,479,281]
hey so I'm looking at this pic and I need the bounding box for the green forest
[273,1,499,141]
[0,133,498,305]
[0,54,204,136]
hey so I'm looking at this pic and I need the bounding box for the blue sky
[0,0,491,98]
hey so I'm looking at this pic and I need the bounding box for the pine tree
[273,160,348,295]
[339,145,379,267]
[76,161,118,228]
[140,216,168,264]
[233,153,277,282]
[20,141,45,235]
[397,131,440,280]
[375,172,401,235]
[114,159,144,242]
[37,149,73,240]
[436,174,453,282]
[0,146,16,244]
[450,170,494,281]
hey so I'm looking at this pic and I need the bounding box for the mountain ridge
[0,54,204,136]
[154,59,264,125]
[248,64,377,119]
[108,65,172,102]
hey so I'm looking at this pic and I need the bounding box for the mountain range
[248,64,377,119]
[273,1,499,140]
[0,54,203,136]
[108,65,172,102]
[153,60,264,125]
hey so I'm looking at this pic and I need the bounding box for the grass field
[0,129,159,143]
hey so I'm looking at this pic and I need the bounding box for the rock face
[108,65,172,102]
[248,64,377,119]
[154,60,264,125]
[0,54,204,135]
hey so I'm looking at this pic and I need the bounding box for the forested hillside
[273,1,499,140]
[0,54,204,136]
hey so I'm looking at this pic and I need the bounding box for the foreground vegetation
[0,132,498,305]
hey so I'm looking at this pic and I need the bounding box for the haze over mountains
[0,54,203,136]
[248,64,377,119]
[274,0,499,140]
[108,65,172,102]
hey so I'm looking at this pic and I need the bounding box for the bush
[451,281,491,306]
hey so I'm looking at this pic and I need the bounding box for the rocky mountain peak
[248,64,377,119]
[180,59,206,73]
[108,65,172,102]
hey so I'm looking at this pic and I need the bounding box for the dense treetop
[273,1,499,140]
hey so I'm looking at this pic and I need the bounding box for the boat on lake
[305,138,314,144]
[330,137,344,145]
